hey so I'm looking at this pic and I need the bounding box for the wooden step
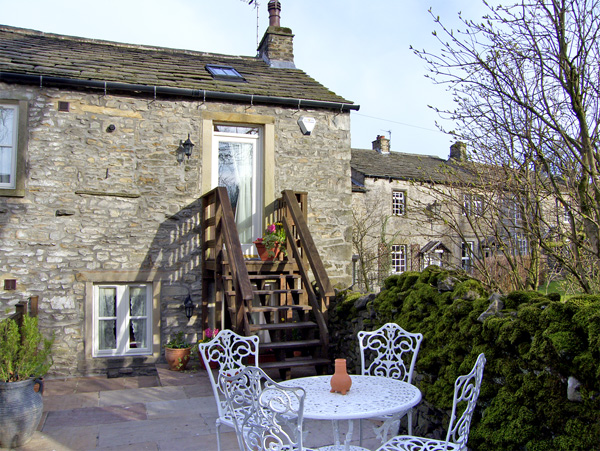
[259,356,331,371]
[247,305,312,313]
[260,339,321,350]
[225,289,303,296]
[248,321,317,333]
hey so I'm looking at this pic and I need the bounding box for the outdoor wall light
[176,134,195,163]
[183,295,194,319]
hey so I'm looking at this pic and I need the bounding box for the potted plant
[0,315,53,448]
[197,328,220,370]
[254,222,287,261]
[164,331,191,371]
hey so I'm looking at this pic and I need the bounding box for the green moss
[330,269,600,450]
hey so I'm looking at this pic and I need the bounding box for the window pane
[99,320,117,350]
[0,107,15,146]
[214,125,259,135]
[0,106,15,186]
[129,286,147,316]
[129,319,147,349]
[218,141,254,243]
[0,147,12,184]
[99,287,116,317]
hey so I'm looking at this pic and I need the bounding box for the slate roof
[0,25,355,107]
[351,148,456,184]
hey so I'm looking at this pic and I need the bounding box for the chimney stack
[372,135,390,154]
[258,0,295,68]
[449,142,468,161]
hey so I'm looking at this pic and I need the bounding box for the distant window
[0,104,18,189]
[391,244,407,274]
[512,232,529,256]
[392,191,406,216]
[206,65,246,82]
[463,194,483,216]
[462,241,474,272]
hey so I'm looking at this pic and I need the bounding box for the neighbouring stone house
[351,135,567,292]
[351,136,482,290]
[0,2,358,376]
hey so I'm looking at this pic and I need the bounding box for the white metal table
[280,374,421,451]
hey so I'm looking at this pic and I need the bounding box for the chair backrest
[358,322,423,383]
[197,329,260,419]
[446,353,486,448]
[221,366,306,451]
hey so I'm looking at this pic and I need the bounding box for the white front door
[212,125,263,256]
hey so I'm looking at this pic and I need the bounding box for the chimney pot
[268,0,282,27]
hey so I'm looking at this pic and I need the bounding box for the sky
[0,0,492,158]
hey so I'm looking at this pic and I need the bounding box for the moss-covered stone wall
[327,266,600,450]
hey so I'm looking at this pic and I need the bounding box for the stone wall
[0,82,352,376]
[327,293,446,440]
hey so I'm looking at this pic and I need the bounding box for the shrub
[0,315,53,382]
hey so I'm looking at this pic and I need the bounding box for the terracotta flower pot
[165,347,191,371]
[254,241,281,261]
[330,358,352,395]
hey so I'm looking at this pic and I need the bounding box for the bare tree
[413,0,600,293]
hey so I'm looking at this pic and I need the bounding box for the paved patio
[3,364,382,451]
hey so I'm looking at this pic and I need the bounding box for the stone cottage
[0,1,358,376]
[351,136,476,290]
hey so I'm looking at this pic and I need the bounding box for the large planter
[165,347,191,371]
[254,241,281,261]
[0,378,44,447]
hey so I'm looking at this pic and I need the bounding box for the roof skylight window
[206,65,246,82]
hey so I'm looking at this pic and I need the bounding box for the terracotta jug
[330,358,352,395]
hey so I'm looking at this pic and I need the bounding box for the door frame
[201,112,276,236]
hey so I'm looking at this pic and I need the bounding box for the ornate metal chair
[197,329,260,451]
[358,323,423,443]
[221,366,311,451]
[376,353,487,451]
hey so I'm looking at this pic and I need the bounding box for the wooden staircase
[201,188,334,378]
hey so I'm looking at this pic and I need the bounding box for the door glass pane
[218,141,254,244]
[129,319,147,349]
[99,287,116,317]
[99,320,117,350]
[129,286,147,316]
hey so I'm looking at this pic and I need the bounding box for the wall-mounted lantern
[183,295,194,319]
[176,134,195,163]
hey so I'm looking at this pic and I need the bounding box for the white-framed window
[0,104,18,189]
[391,244,407,274]
[93,283,153,357]
[512,232,529,256]
[392,191,406,216]
[463,194,483,217]
[462,241,474,272]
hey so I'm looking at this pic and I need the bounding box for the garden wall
[327,266,600,450]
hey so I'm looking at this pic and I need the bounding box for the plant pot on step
[254,240,281,261]
[165,347,191,371]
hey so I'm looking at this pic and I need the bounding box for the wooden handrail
[280,190,335,301]
[201,187,253,334]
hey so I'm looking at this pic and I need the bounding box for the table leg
[332,420,341,446]
[344,420,354,450]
